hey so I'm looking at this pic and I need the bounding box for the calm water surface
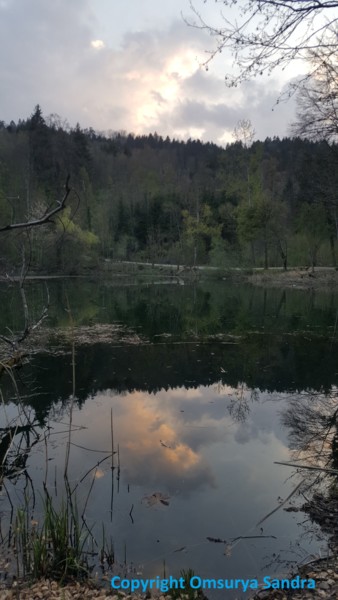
[1,278,337,596]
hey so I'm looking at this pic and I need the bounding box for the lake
[0,277,337,597]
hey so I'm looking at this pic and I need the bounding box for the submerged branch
[275,460,338,474]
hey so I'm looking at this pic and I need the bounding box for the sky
[0,0,302,144]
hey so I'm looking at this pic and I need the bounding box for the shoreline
[247,267,338,290]
[251,555,338,599]
[2,264,338,290]
[1,556,338,600]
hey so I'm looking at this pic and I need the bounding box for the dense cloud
[0,0,296,142]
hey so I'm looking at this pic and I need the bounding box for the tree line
[0,105,338,274]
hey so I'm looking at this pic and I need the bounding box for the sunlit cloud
[93,468,105,479]
[167,51,198,79]
[91,39,105,49]
[122,391,206,473]
[0,1,296,142]
[74,388,216,494]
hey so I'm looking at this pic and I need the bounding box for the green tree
[54,207,99,273]
[270,200,289,271]
[28,105,55,192]
[182,204,221,266]
[237,199,269,268]
[298,203,329,272]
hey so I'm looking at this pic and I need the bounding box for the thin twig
[256,479,305,527]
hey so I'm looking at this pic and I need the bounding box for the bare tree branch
[0,175,71,234]
[185,1,338,86]
[291,30,338,140]
[0,177,71,367]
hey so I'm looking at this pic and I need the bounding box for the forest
[1,104,337,274]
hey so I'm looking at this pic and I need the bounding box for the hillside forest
[1,105,337,274]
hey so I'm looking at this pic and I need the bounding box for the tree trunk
[264,239,268,270]
[193,244,197,267]
[280,240,287,271]
[250,241,255,266]
[330,234,337,268]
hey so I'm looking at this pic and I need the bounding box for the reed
[168,569,202,600]
[4,298,118,584]
[14,490,91,582]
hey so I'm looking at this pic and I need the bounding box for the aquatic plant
[14,491,92,581]
[168,569,205,600]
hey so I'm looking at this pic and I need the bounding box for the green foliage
[14,494,90,581]
[167,569,204,600]
[209,237,241,268]
[298,203,328,241]
[237,202,263,243]
[182,204,222,265]
[57,208,98,246]
[218,202,238,245]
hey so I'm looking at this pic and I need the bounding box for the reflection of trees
[226,383,259,423]
[281,391,338,553]
[0,423,39,489]
[282,392,338,471]
[3,281,338,347]
[0,400,42,527]
[4,334,338,424]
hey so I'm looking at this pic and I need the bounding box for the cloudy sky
[0,0,302,144]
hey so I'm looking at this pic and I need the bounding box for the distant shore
[2,263,338,290]
[247,267,338,290]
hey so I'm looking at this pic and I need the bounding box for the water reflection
[1,279,338,593]
[282,391,338,471]
[59,385,326,588]
[2,334,338,427]
[79,389,215,495]
[1,378,329,598]
[2,279,338,344]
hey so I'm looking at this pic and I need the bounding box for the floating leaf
[160,440,177,450]
[142,492,170,508]
[160,440,172,449]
